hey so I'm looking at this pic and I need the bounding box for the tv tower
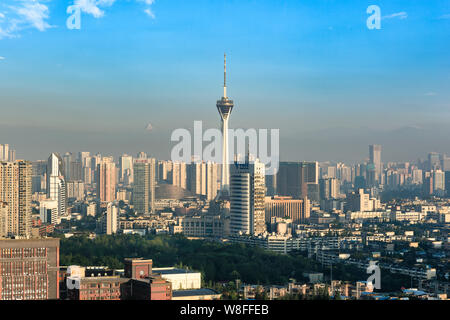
[216,53,234,196]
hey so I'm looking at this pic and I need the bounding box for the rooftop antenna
[224,53,227,98]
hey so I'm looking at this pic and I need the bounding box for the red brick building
[65,258,172,300]
[0,238,60,300]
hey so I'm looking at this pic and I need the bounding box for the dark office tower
[0,238,60,300]
[63,152,72,180]
[369,144,382,183]
[423,173,433,196]
[133,159,156,214]
[366,163,377,187]
[307,183,319,202]
[0,160,32,237]
[319,177,340,200]
[276,162,318,199]
[70,161,83,181]
[354,176,366,190]
[445,172,450,197]
[32,160,47,193]
[265,173,277,196]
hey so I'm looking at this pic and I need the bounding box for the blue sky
[0,0,449,163]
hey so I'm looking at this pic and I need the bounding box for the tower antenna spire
[224,53,227,98]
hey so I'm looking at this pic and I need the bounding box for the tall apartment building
[66,180,85,201]
[264,196,310,224]
[0,145,8,161]
[171,161,187,189]
[0,202,7,238]
[206,162,219,201]
[105,203,119,235]
[119,154,134,185]
[0,160,32,237]
[346,189,380,212]
[432,170,445,196]
[133,159,156,214]
[230,158,266,236]
[319,177,340,200]
[187,162,207,196]
[46,153,67,217]
[0,238,60,300]
[96,158,116,203]
[39,199,58,225]
[369,144,382,183]
[0,144,15,162]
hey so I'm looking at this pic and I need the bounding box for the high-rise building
[230,157,266,236]
[369,144,382,183]
[96,158,116,203]
[119,154,134,185]
[264,196,310,224]
[46,153,67,217]
[0,238,60,300]
[39,199,58,225]
[137,151,147,159]
[0,202,8,238]
[63,152,72,180]
[319,177,340,200]
[70,161,83,181]
[432,170,445,196]
[206,162,219,201]
[0,145,9,161]
[346,189,379,212]
[216,54,234,197]
[66,181,85,200]
[0,160,32,237]
[428,152,441,171]
[187,162,207,196]
[276,162,319,199]
[105,202,119,235]
[78,152,90,165]
[133,159,156,214]
[171,161,187,189]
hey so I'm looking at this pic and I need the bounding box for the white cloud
[137,0,156,19]
[15,1,51,31]
[74,0,116,18]
[0,0,52,39]
[382,12,408,20]
[144,8,155,19]
[424,92,437,96]
[0,56,5,60]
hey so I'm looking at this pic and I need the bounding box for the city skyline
[1,1,449,162]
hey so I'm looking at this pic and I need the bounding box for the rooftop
[172,289,219,297]
[153,267,199,275]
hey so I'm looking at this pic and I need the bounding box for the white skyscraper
[216,54,234,197]
[105,202,119,235]
[46,153,67,217]
[230,156,266,236]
